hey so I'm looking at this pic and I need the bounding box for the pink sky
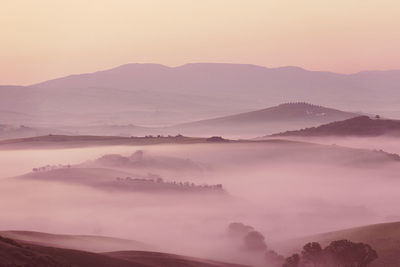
[1,0,400,85]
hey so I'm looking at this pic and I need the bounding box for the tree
[301,242,323,267]
[349,242,378,267]
[266,249,285,267]
[228,222,254,238]
[324,239,378,267]
[282,253,300,267]
[243,231,267,251]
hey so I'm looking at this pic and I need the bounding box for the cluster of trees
[227,222,284,266]
[283,240,378,267]
[115,176,223,191]
[32,164,71,172]
[206,136,229,142]
[227,223,378,267]
[373,149,400,161]
[280,102,323,108]
[142,134,184,138]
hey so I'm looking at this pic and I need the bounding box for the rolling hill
[45,103,359,138]
[1,63,400,127]
[0,230,151,253]
[279,221,400,267]
[168,102,358,137]
[0,135,209,150]
[272,116,400,137]
[15,165,223,194]
[0,234,246,267]
[0,124,67,140]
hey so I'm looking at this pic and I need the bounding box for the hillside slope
[0,124,67,140]
[0,230,150,253]
[280,222,400,267]
[272,116,400,137]
[0,235,246,267]
[169,102,358,136]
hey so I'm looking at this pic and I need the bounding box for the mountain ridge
[28,63,400,87]
[1,63,400,127]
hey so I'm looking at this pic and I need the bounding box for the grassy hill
[15,167,225,194]
[0,230,151,253]
[272,116,400,137]
[168,103,358,137]
[279,221,400,267]
[0,234,248,267]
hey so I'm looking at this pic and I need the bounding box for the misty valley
[1,16,400,264]
[1,125,400,266]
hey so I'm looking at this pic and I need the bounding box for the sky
[1,0,399,85]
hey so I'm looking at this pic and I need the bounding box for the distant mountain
[272,116,400,137]
[1,63,400,127]
[279,221,400,267]
[168,102,358,137]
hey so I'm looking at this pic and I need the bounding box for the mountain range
[1,63,399,128]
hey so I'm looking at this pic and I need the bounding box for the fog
[1,140,400,265]
[271,136,400,155]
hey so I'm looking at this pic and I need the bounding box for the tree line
[227,222,378,267]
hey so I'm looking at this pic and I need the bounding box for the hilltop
[169,102,358,136]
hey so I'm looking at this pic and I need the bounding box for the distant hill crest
[272,116,400,137]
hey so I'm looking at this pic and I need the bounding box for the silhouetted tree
[228,222,254,238]
[266,249,285,267]
[282,253,300,267]
[243,231,267,251]
[324,239,378,267]
[301,242,323,267]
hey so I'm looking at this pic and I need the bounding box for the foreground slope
[104,251,248,267]
[272,116,400,137]
[0,235,246,267]
[280,222,400,267]
[0,231,151,253]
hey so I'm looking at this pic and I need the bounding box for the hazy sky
[1,0,399,85]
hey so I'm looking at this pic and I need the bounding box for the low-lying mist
[1,139,400,265]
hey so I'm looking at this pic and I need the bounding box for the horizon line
[5,61,400,87]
